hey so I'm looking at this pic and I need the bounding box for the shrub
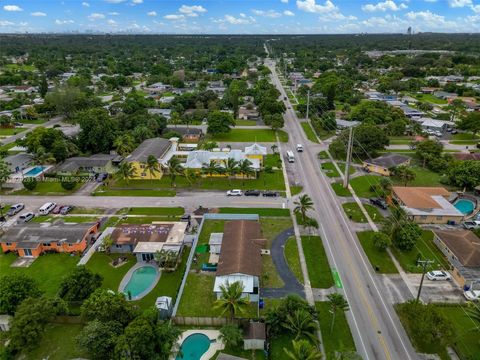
[61,178,77,190]
[22,177,37,190]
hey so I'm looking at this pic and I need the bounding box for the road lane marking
[332,269,343,288]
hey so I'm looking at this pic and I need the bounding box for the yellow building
[363,153,410,176]
[126,138,172,180]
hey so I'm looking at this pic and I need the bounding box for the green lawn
[193,220,226,271]
[264,153,282,168]
[218,207,290,217]
[412,93,447,105]
[301,121,319,143]
[285,237,303,284]
[32,215,100,223]
[0,252,79,296]
[22,323,87,360]
[0,127,26,136]
[316,302,356,359]
[13,181,81,195]
[235,119,258,126]
[125,207,184,216]
[356,231,398,274]
[69,207,106,214]
[208,129,289,142]
[301,236,334,289]
[392,166,443,187]
[342,202,384,223]
[213,349,266,360]
[318,151,329,159]
[86,253,136,291]
[331,182,352,197]
[92,189,176,197]
[449,140,479,145]
[269,334,295,360]
[391,231,449,273]
[176,274,223,317]
[322,162,355,178]
[290,185,303,196]
[451,133,480,140]
[4,63,36,71]
[349,175,382,198]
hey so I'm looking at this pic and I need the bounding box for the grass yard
[264,153,282,168]
[391,231,449,273]
[85,253,136,291]
[0,127,26,136]
[284,237,303,283]
[208,129,289,143]
[349,175,382,198]
[235,119,258,126]
[92,188,176,197]
[290,185,303,196]
[32,215,100,223]
[13,181,81,195]
[217,207,290,217]
[69,207,106,214]
[392,166,443,187]
[212,349,266,360]
[193,220,226,271]
[301,236,334,289]
[125,207,184,216]
[356,231,398,274]
[318,151,329,159]
[322,162,355,178]
[0,252,79,296]
[316,302,356,359]
[331,182,352,197]
[301,121,319,143]
[412,93,447,105]
[342,202,384,223]
[449,140,479,145]
[22,323,87,360]
[451,133,480,140]
[269,334,295,360]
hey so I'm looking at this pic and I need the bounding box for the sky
[0,0,480,34]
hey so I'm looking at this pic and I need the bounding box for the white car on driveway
[226,189,243,196]
[464,290,480,301]
[427,270,451,281]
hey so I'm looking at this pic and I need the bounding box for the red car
[52,205,64,214]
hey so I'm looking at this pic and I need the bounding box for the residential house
[0,221,99,258]
[214,220,266,301]
[166,126,203,142]
[159,96,175,104]
[400,105,424,118]
[109,222,187,262]
[336,119,360,129]
[363,154,411,176]
[13,85,36,94]
[421,87,439,94]
[413,117,452,134]
[145,82,171,94]
[392,187,464,224]
[238,106,260,120]
[3,153,33,173]
[433,230,480,287]
[148,108,172,120]
[56,154,122,175]
[433,91,458,100]
[126,138,172,179]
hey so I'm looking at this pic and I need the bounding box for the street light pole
[306,90,310,121]
[343,127,354,189]
[416,259,434,303]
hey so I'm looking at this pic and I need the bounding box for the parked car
[52,205,64,214]
[18,212,35,223]
[7,203,25,216]
[369,198,388,210]
[464,290,480,301]
[39,202,56,215]
[96,173,108,182]
[60,206,73,215]
[263,191,279,197]
[462,221,480,230]
[226,189,243,196]
[427,270,451,281]
[244,190,261,196]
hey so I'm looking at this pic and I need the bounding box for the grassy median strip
[357,231,398,274]
[301,236,334,288]
[301,121,319,143]
[342,202,384,223]
[126,207,184,216]
[331,182,351,197]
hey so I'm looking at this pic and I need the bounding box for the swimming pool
[24,166,45,177]
[176,333,211,360]
[121,265,158,299]
[454,199,475,215]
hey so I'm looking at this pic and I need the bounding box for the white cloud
[82,2,90,7]
[104,0,127,3]
[281,0,289,3]
[252,9,282,17]
[55,19,74,25]
[448,0,472,7]
[107,19,117,25]
[296,0,337,13]
[284,10,295,16]
[0,20,15,26]
[30,12,47,17]
[108,12,120,16]
[362,1,408,12]
[223,14,256,24]
[131,0,143,4]
[164,14,185,20]
[424,0,437,2]
[471,4,480,12]
[320,11,357,20]
[147,11,157,16]
[179,5,207,17]
[3,5,23,12]
[405,10,457,30]
[88,13,106,20]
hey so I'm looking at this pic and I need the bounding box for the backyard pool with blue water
[176,333,211,360]
[24,166,45,177]
[122,265,158,299]
[454,199,475,215]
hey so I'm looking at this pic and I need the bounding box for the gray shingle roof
[127,138,171,163]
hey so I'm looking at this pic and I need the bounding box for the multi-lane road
[265,57,418,360]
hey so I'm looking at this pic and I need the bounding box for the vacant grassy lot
[218,207,290,217]
[342,202,384,223]
[357,231,398,274]
[301,121,319,143]
[331,182,352,197]
[0,127,26,136]
[411,93,447,105]
[285,237,303,283]
[235,119,258,126]
[349,175,382,198]
[209,129,289,142]
[451,133,479,140]
[392,166,443,187]
[301,236,334,288]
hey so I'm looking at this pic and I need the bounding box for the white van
[39,202,56,215]
[286,151,295,163]
[296,144,304,152]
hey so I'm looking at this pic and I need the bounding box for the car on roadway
[244,190,261,196]
[60,206,73,215]
[52,205,64,214]
[226,189,243,196]
[369,198,388,210]
[7,203,25,216]
[263,191,279,197]
[426,270,451,281]
[464,290,480,301]
[18,212,35,223]
[462,221,480,230]
[296,144,304,152]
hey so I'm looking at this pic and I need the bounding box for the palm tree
[223,158,239,184]
[238,159,255,184]
[213,281,250,320]
[282,309,318,344]
[327,293,349,334]
[145,154,160,180]
[202,162,221,183]
[114,134,135,156]
[378,177,393,198]
[184,168,199,185]
[294,194,314,223]
[164,156,184,187]
[284,340,322,360]
[154,249,177,269]
[392,165,416,187]
[303,217,319,235]
[271,144,278,154]
[117,162,136,185]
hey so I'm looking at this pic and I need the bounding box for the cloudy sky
[0,0,479,34]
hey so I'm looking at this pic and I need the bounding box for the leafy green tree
[327,293,349,334]
[372,232,391,252]
[165,156,184,187]
[76,108,118,153]
[392,165,416,187]
[145,154,160,180]
[266,295,316,337]
[283,309,318,343]
[213,281,250,320]
[415,140,443,168]
[58,266,103,302]
[457,112,480,138]
[329,124,389,159]
[207,110,235,135]
[0,274,42,314]
[61,177,77,191]
[117,162,136,185]
[21,176,37,191]
[77,320,123,360]
[264,113,285,131]
[284,340,322,360]
[114,134,136,156]
[447,160,480,189]
[218,324,243,349]
[385,120,407,136]
[294,194,314,223]
[348,100,405,125]
[0,159,11,190]
[393,223,422,251]
[39,76,48,98]
[81,289,136,326]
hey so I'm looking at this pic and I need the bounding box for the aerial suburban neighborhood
[1,1,480,360]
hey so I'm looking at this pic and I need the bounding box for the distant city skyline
[1,0,480,34]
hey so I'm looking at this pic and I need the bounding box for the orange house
[0,222,99,258]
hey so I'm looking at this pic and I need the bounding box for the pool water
[176,333,211,360]
[24,166,45,177]
[454,199,475,215]
[122,266,157,298]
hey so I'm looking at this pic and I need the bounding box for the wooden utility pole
[343,127,354,188]
[416,259,434,303]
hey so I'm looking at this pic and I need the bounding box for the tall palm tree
[202,162,221,183]
[294,194,314,223]
[184,168,199,185]
[282,309,318,344]
[223,158,239,184]
[114,134,135,156]
[238,159,255,184]
[327,293,349,334]
[213,281,250,320]
[145,154,160,180]
[117,162,136,185]
[164,156,184,187]
[284,340,322,360]
[271,144,278,154]
[392,165,416,187]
